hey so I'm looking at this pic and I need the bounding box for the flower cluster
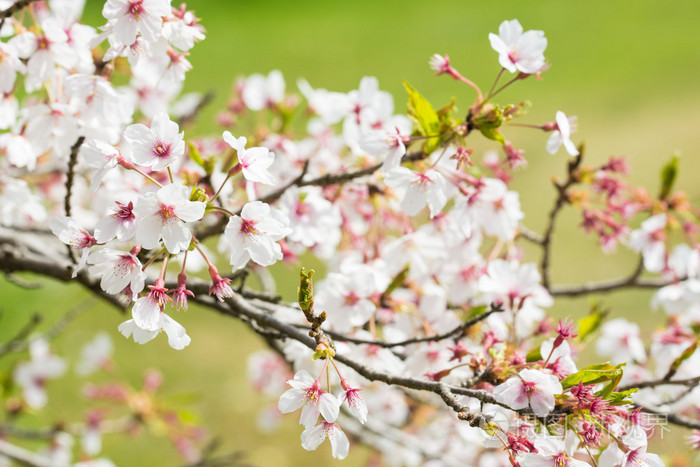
[1,1,698,464]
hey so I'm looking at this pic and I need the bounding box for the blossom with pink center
[13,339,66,409]
[384,167,447,218]
[131,280,170,331]
[359,126,408,171]
[222,131,276,185]
[339,380,368,424]
[49,216,97,277]
[300,421,350,460]
[223,201,291,270]
[493,368,562,417]
[102,0,171,47]
[546,111,579,156]
[133,184,206,254]
[9,17,75,92]
[278,370,340,428]
[628,213,667,273]
[88,247,145,297]
[519,437,589,467]
[124,112,184,171]
[489,19,547,74]
[241,70,285,111]
[94,201,136,243]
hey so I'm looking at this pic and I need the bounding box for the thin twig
[63,136,85,264]
[540,151,583,290]
[0,0,39,30]
[323,304,503,348]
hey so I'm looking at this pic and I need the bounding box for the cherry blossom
[13,339,67,409]
[118,312,191,350]
[489,19,547,74]
[493,368,562,417]
[133,184,206,254]
[628,213,667,273]
[124,112,185,171]
[222,132,276,185]
[49,216,97,277]
[384,167,448,218]
[546,111,579,156]
[102,0,171,48]
[88,247,146,297]
[300,421,350,460]
[278,370,340,428]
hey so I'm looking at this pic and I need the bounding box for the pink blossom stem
[158,254,169,282]
[329,357,345,386]
[180,250,189,274]
[452,72,483,101]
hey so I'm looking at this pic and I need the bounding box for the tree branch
[540,151,583,290]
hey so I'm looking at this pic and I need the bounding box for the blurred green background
[2,0,700,465]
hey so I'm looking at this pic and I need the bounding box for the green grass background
[2,0,700,465]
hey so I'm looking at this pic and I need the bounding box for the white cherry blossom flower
[102,0,171,47]
[628,213,667,273]
[242,70,285,111]
[489,19,547,74]
[278,370,340,428]
[300,421,350,460]
[133,184,206,254]
[80,139,121,192]
[118,312,191,350]
[222,131,276,185]
[49,216,97,277]
[493,368,562,417]
[546,111,579,156]
[124,112,184,171]
[87,248,146,297]
[222,201,291,270]
[13,339,67,409]
[76,332,113,375]
[94,201,136,243]
[384,167,447,218]
[596,318,647,364]
[10,17,75,92]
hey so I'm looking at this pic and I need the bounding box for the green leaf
[577,306,606,342]
[468,305,488,319]
[403,81,440,152]
[188,141,204,167]
[604,388,638,406]
[382,264,410,299]
[664,339,697,379]
[561,362,625,389]
[479,125,505,145]
[526,347,542,363]
[298,268,315,313]
[659,153,679,200]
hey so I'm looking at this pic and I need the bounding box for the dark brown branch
[549,260,677,297]
[0,313,42,356]
[632,403,700,430]
[619,374,700,392]
[0,0,39,30]
[64,136,85,263]
[323,304,503,348]
[177,90,216,127]
[540,150,583,290]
